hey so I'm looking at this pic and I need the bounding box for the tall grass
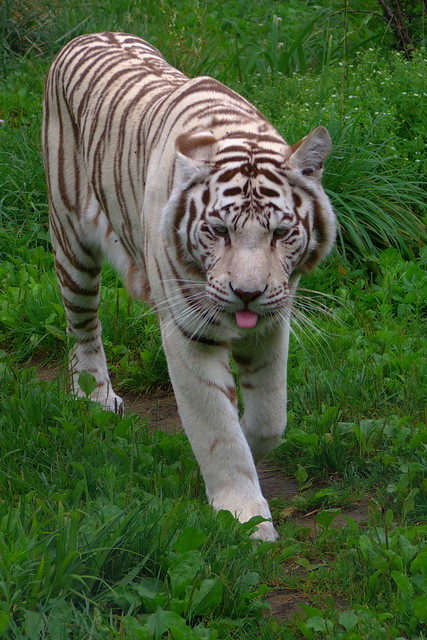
[0,0,396,76]
[325,118,426,260]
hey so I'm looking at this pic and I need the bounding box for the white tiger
[42,32,336,540]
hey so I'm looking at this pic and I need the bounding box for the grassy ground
[1,1,426,638]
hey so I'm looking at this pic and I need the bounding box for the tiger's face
[162,127,336,335]
[196,184,309,331]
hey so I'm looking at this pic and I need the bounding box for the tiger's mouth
[235,309,259,328]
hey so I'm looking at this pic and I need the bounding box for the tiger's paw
[250,520,279,542]
[101,392,124,415]
[211,494,279,541]
[74,382,124,415]
[89,386,124,414]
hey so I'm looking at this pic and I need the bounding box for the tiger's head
[161,126,336,337]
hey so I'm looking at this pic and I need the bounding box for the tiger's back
[43,32,336,541]
[44,32,272,256]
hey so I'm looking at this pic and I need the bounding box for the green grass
[0,361,276,638]
[0,1,426,638]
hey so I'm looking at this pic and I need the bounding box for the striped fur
[43,32,336,540]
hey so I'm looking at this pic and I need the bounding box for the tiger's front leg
[50,224,124,414]
[232,322,290,463]
[161,323,279,541]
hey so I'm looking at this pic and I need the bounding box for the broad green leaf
[191,578,223,616]
[192,626,212,640]
[237,571,259,593]
[114,416,133,437]
[316,508,342,529]
[400,462,424,473]
[295,464,308,488]
[342,515,360,534]
[77,370,98,396]
[134,577,163,600]
[357,534,374,562]
[414,594,427,620]
[368,568,383,590]
[90,405,115,428]
[162,610,192,636]
[174,526,207,553]
[299,604,323,618]
[295,621,314,640]
[112,587,143,610]
[411,551,427,576]
[391,570,414,599]
[167,550,204,597]
[24,610,44,638]
[398,533,418,565]
[144,607,169,636]
[125,614,158,640]
[377,613,394,621]
[403,488,419,518]
[46,600,74,639]
[290,432,319,447]
[61,420,78,434]
[306,615,333,633]
[216,510,236,528]
[239,516,268,535]
[339,610,358,631]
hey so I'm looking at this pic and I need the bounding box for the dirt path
[36,363,368,620]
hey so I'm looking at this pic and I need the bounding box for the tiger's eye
[213,225,228,236]
[274,227,288,237]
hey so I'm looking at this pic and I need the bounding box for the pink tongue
[235,310,259,328]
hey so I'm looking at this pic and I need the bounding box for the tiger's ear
[288,126,331,179]
[175,131,218,188]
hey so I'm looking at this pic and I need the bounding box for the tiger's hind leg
[49,192,124,414]
[43,71,123,413]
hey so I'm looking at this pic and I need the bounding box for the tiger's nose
[231,286,266,304]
